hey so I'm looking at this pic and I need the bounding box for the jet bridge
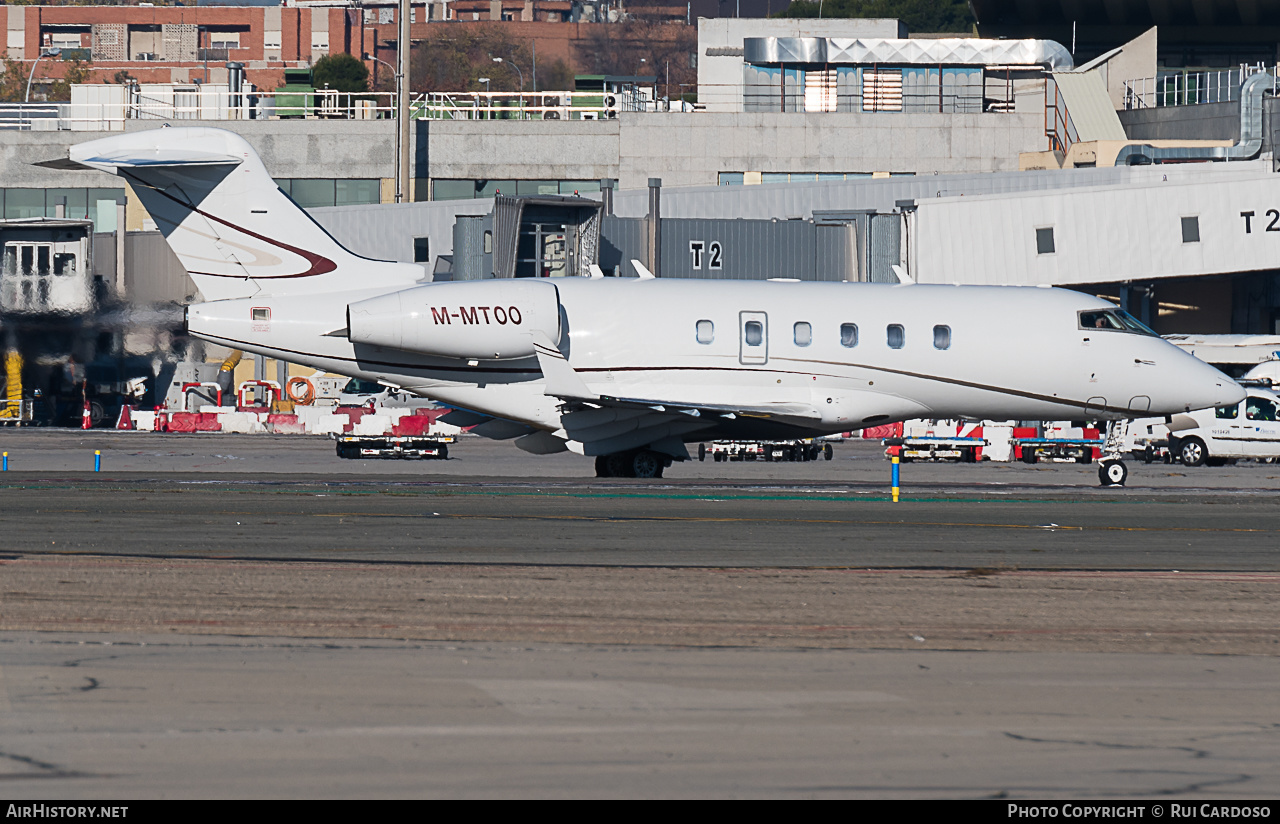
[451,195,603,280]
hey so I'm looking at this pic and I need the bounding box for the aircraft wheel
[1098,460,1128,487]
[698,443,706,462]
[606,452,632,477]
[1179,437,1207,467]
[631,450,664,479]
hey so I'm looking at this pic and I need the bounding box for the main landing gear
[594,449,671,479]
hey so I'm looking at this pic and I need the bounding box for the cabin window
[933,325,951,350]
[1036,227,1055,255]
[840,323,858,348]
[886,324,905,349]
[1215,404,1239,419]
[1246,397,1277,422]
[251,307,270,321]
[744,320,764,346]
[793,322,812,347]
[696,319,714,344]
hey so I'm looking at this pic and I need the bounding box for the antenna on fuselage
[631,259,656,280]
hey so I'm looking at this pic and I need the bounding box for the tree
[312,53,369,93]
[775,0,975,33]
[409,26,533,94]
[0,53,27,103]
[47,57,90,102]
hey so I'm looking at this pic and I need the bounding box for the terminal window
[276,179,380,209]
[1181,216,1200,243]
[1036,227,1055,255]
[430,179,602,201]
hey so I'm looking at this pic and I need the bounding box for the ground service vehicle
[1167,388,1280,466]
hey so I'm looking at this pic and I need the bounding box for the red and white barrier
[129,404,453,439]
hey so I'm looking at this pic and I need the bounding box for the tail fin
[64,127,421,302]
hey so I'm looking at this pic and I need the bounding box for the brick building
[6,3,694,93]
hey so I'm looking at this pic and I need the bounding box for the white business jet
[52,128,1243,484]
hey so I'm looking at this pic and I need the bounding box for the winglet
[631,259,656,280]
[531,332,599,400]
[891,264,915,285]
[587,263,605,279]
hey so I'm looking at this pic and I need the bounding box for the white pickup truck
[1163,387,1280,466]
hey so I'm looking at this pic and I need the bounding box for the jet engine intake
[347,280,561,360]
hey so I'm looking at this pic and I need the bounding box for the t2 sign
[688,240,723,271]
[1240,210,1280,233]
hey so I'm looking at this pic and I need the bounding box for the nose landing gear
[1097,421,1129,487]
[1098,459,1128,487]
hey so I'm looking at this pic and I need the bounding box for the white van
[1166,388,1280,466]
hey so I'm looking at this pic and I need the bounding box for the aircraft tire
[698,443,706,461]
[1179,437,1207,467]
[606,453,631,477]
[631,450,664,479]
[1098,460,1128,487]
[594,455,612,477]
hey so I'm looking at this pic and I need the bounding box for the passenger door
[739,311,768,365]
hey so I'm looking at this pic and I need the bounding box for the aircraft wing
[529,332,823,457]
[531,331,820,422]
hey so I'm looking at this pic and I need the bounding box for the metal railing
[0,87,691,130]
[1044,75,1078,154]
[1123,64,1280,109]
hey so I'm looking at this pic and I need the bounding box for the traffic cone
[81,397,92,430]
[115,404,134,430]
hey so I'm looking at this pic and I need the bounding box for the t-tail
[57,127,422,302]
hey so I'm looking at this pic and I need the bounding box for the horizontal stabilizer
[75,149,243,172]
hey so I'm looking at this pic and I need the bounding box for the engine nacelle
[347,279,561,360]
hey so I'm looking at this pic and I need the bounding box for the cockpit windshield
[1078,309,1158,336]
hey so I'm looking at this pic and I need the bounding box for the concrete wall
[423,119,620,184]
[616,111,1049,188]
[0,119,398,191]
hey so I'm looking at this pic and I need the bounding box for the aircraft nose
[1184,359,1245,412]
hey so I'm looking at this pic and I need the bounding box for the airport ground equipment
[700,439,834,463]
[884,434,984,463]
[334,433,454,460]
[1163,386,1280,467]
